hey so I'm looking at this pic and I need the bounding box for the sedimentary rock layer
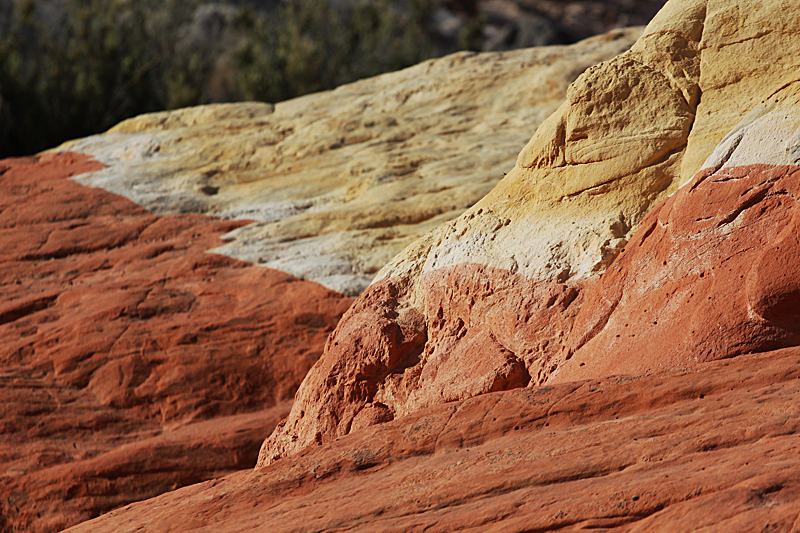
[66,346,800,532]
[59,28,641,296]
[0,153,352,532]
[259,0,800,465]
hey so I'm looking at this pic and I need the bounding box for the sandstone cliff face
[60,28,640,296]
[0,153,352,533]
[258,0,800,466]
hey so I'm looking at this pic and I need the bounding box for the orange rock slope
[67,348,800,532]
[63,0,800,528]
[63,127,800,531]
[0,153,352,532]
[7,0,800,531]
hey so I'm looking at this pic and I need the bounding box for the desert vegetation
[0,0,465,157]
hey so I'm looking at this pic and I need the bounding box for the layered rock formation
[258,0,800,466]
[8,0,800,530]
[1,26,643,533]
[2,27,642,533]
[0,153,352,532]
[555,110,800,382]
[61,28,640,296]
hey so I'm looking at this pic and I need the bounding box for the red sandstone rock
[257,155,800,465]
[258,264,587,463]
[258,0,800,461]
[554,163,800,383]
[8,1,800,529]
[0,153,353,532]
[66,346,800,532]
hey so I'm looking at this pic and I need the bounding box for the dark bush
[235,0,436,102]
[0,0,668,157]
[0,0,447,157]
[0,0,200,156]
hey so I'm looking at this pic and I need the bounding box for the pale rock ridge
[58,30,640,296]
[259,0,800,465]
[700,108,800,172]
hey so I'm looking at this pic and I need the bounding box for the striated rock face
[259,0,800,465]
[59,28,640,296]
[66,346,800,532]
[0,153,352,532]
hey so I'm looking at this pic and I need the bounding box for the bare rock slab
[65,347,800,532]
[0,153,352,532]
[259,0,800,465]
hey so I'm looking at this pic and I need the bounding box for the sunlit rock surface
[0,153,352,532]
[61,28,641,296]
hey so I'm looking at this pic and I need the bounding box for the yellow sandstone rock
[58,28,641,295]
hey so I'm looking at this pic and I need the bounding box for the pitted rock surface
[553,109,800,382]
[7,0,800,531]
[67,347,800,532]
[59,28,641,296]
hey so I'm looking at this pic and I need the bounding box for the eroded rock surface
[556,110,800,382]
[9,0,800,531]
[259,0,800,465]
[67,347,800,532]
[60,28,641,296]
[0,153,352,532]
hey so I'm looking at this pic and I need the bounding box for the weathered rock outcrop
[0,153,352,532]
[2,25,642,533]
[66,346,800,532]
[555,110,800,382]
[259,0,800,465]
[9,0,800,530]
[60,28,640,296]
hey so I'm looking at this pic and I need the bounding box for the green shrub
[235,0,436,103]
[0,0,468,157]
[0,0,200,156]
